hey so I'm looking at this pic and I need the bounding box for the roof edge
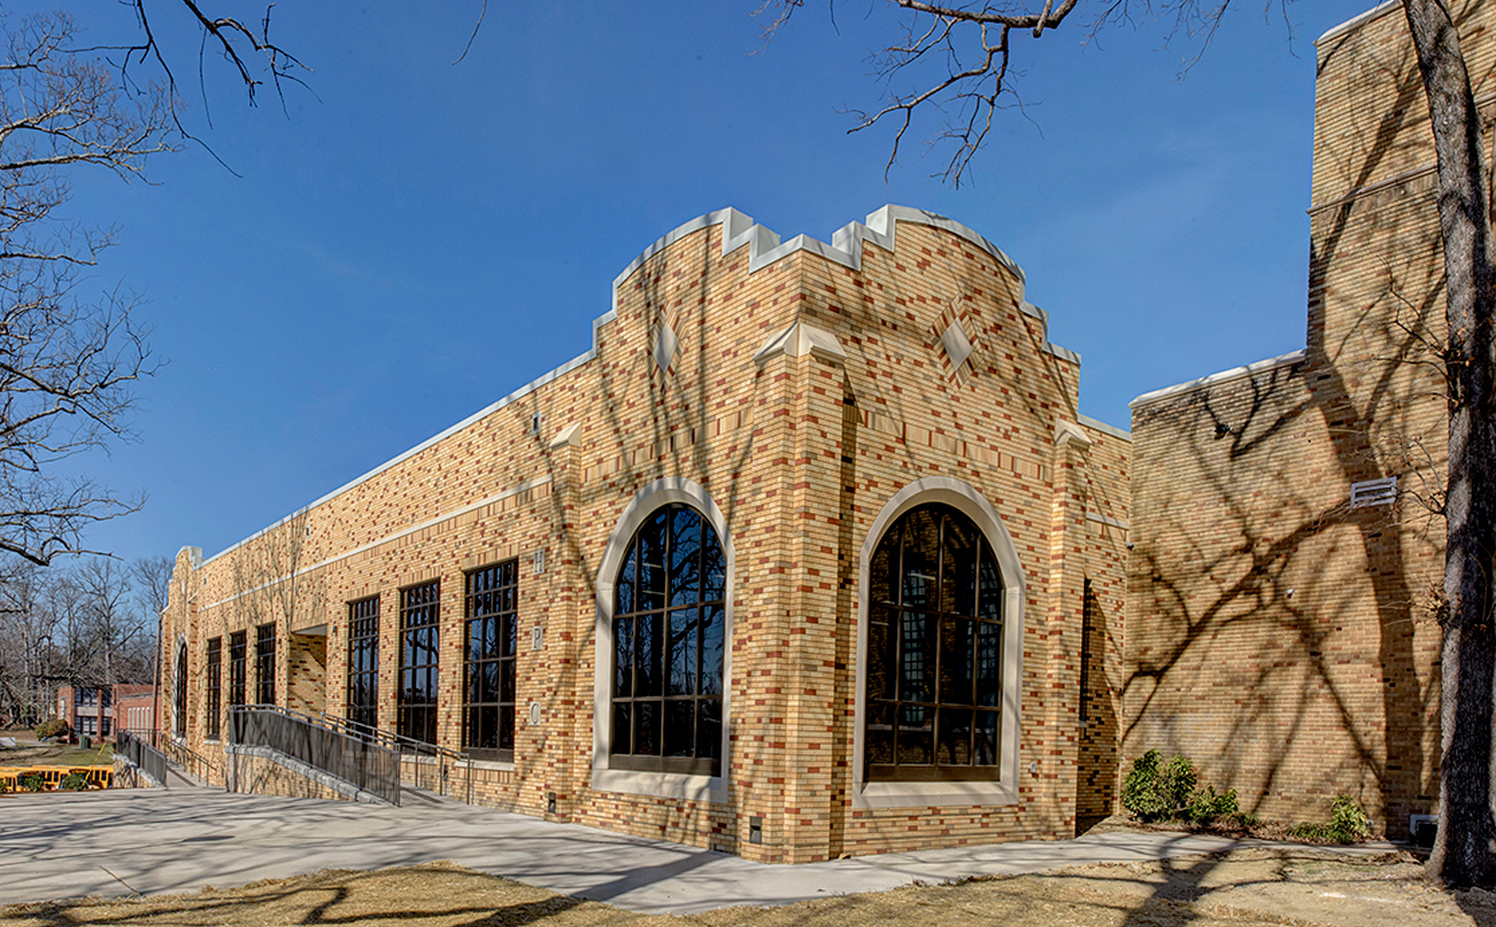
[1129,349,1307,409]
[1078,414,1131,441]
[1316,0,1401,46]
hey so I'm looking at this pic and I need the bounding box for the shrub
[1122,749,1170,821]
[1188,784,1240,823]
[1289,795,1372,843]
[1123,750,1206,822]
[59,772,91,791]
[21,774,45,792]
[34,719,69,740]
[1160,754,1198,811]
[1326,795,1372,843]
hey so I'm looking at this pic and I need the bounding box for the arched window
[609,503,726,776]
[174,638,188,738]
[864,503,1004,781]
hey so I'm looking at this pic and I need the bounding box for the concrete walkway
[0,788,1396,915]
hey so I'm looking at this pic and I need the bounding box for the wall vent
[1350,476,1397,508]
[530,411,543,436]
[533,548,546,575]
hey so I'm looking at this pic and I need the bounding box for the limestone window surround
[852,476,1025,809]
[592,477,734,804]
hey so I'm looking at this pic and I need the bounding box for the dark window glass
[255,623,277,705]
[174,640,188,737]
[864,503,1003,782]
[610,503,726,776]
[229,631,247,708]
[206,637,222,739]
[463,560,518,761]
[347,597,380,731]
[398,580,440,745]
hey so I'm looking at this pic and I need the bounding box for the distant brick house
[55,684,154,742]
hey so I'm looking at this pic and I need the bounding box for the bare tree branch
[0,12,168,566]
[764,0,1293,185]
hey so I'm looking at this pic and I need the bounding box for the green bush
[1289,795,1372,843]
[1122,750,1208,822]
[1188,784,1240,823]
[1160,754,1198,811]
[21,774,44,792]
[1122,749,1170,821]
[34,719,69,740]
[59,772,91,791]
[1327,795,1372,842]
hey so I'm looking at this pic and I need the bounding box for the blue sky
[37,0,1376,567]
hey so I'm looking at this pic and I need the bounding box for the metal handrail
[117,729,167,787]
[126,728,219,783]
[321,712,473,804]
[229,704,401,805]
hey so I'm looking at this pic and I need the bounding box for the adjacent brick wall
[1124,1,1482,836]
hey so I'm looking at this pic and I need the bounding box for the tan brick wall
[1124,2,1472,836]
[162,209,1125,861]
[1074,424,1130,822]
[287,632,327,716]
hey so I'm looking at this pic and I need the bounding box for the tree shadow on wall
[1124,28,1452,841]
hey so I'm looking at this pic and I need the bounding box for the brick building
[1124,0,1475,838]
[55,684,154,743]
[162,0,1475,856]
[160,205,1130,861]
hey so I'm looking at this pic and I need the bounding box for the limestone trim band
[1316,0,1400,46]
[200,475,554,611]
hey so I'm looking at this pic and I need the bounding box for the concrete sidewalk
[0,788,1395,915]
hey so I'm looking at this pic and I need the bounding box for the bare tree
[75,557,148,688]
[0,554,164,727]
[0,561,59,726]
[0,12,170,565]
[768,0,1495,887]
[0,4,309,568]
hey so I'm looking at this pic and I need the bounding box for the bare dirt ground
[4,848,1494,927]
[0,729,113,767]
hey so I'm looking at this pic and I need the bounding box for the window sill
[463,757,515,772]
[591,765,726,803]
[854,778,1020,810]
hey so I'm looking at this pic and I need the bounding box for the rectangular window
[206,637,222,739]
[398,580,440,745]
[229,631,247,708]
[347,597,380,731]
[255,623,277,705]
[463,561,518,761]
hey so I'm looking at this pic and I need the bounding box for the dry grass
[4,850,1494,927]
[0,730,114,768]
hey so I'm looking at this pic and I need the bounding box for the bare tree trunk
[1404,0,1496,888]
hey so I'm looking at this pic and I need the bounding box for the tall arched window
[174,638,188,738]
[609,503,726,776]
[864,503,1004,781]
